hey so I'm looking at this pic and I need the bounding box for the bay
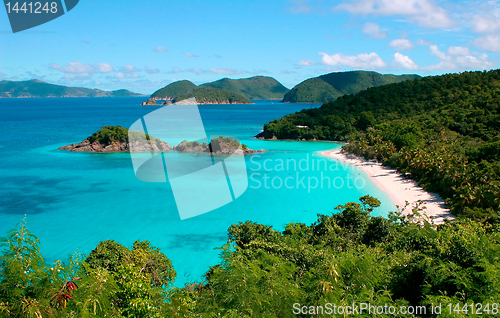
[0,97,395,286]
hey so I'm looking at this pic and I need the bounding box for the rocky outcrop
[174,138,265,156]
[174,141,209,153]
[142,97,158,105]
[59,139,173,153]
[59,127,262,155]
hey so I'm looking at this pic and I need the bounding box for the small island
[58,125,173,153]
[59,127,263,155]
[175,136,265,155]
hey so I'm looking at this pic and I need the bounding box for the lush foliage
[0,220,176,317]
[281,71,420,103]
[0,79,143,98]
[261,69,500,221]
[2,197,500,317]
[150,80,197,100]
[173,88,252,104]
[165,197,500,317]
[200,76,290,100]
[88,125,160,146]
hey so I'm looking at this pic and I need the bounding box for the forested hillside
[150,80,197,100]
[201,76,289,99]
[173,87,252,104]
[0,80,144,98]
[281,71,420,103]
[259,69,500,221]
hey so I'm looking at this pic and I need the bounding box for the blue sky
[1,0,499,94]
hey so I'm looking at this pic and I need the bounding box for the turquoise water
[0,98,395,286]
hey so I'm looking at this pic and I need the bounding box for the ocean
[0,97,395,286]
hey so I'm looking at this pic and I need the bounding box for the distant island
[150,80,198,100]
[60,126,263,155]
[173,87,252,104]
[147,76,289,105]
[282,71,421,103]
[200,76,289,100]
[0,79,145,98]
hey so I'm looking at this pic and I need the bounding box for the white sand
[320,149,455,224]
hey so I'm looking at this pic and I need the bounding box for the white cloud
[114,65,141,79]
[115,72,141,79]
[389,38,414,50]
[93,63,114,73]
[319,52,387,69]
[168,67,182,74]
[335,0,454,28]
[472,34,500,53]
[209,68,247,75]
[50,61,94,74]
[82,40,90,45]
[280,70,297,74]
[167,67,205,75]
[0,72,3,80]
[183,52,199,58]
[362,22,387,39]
[447,46,470,56]
[153,46,168,52]
[471,15,500,33]
[144,66,160,74]
[191,68,205,74]
[393,52,418,69]
[120,65,138,74]
[297,59,316,66]
[425,45,493,70]
[286,0,313,13]
[429,45,448,60]
[417,39,431,46]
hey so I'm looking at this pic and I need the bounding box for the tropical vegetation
[260,69,500,221]
[88,125,160,146]
[173,88,252,104]
[0,80,143,98]
[1,197,499,317]
[201,76,289,100]
[150,80,197,100]
[281,71,420,103]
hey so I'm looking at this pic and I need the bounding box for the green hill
[200,76,289,100]
[282,71,420,103]
[0,80,144,98]
[259,69,500,221]
[150,80,197,100]
[173,87,252,104]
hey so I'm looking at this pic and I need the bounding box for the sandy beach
[320,149,455,224]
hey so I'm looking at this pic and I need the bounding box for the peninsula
[0,79,144,98]
[258,69,500,222]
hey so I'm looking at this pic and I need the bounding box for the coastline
[320,149,455,224]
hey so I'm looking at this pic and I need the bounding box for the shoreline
[320,149,455,224]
